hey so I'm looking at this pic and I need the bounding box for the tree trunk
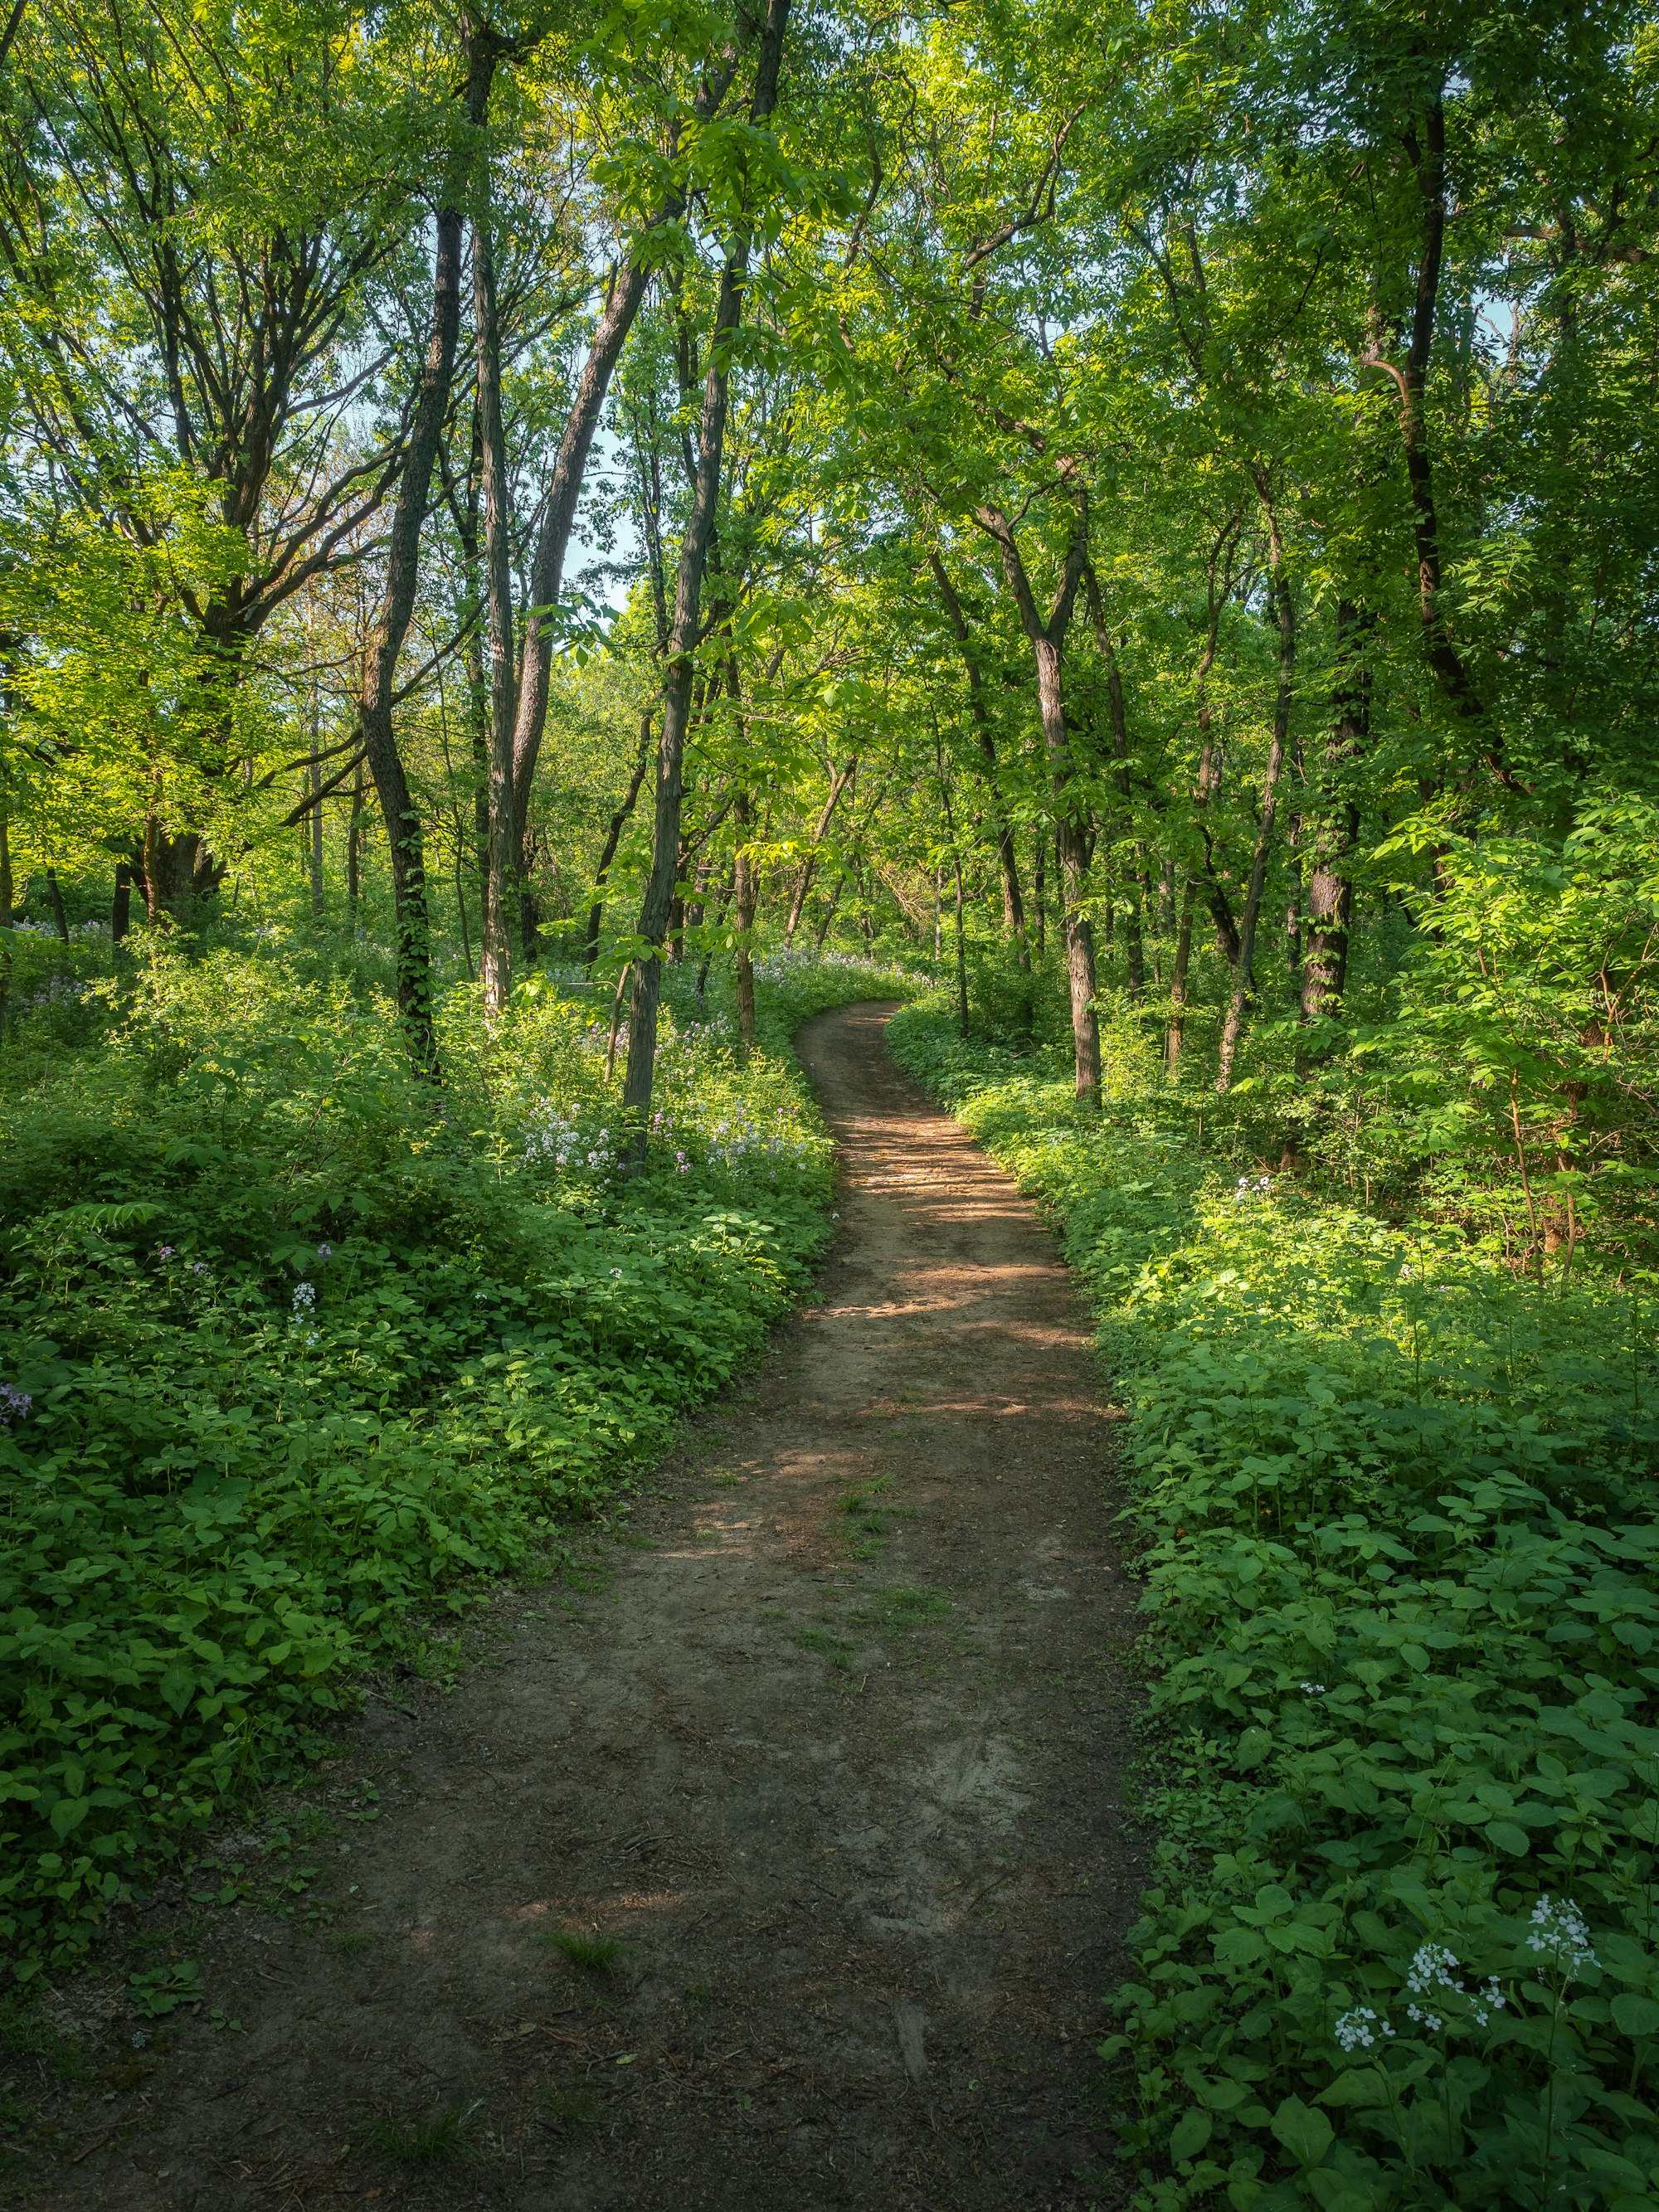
[474,199,518,1016]
[111,859,131,944]
[358,35,498,1072]
[347,766,365,916]
[975,493,1097,1101]
[1297,599,1369,1060]
[621,0,791,1156]
[46,867,69,942]
[733,787,757,1052]
[584,714,653,970]
[927,550,1028,969]
[1216,526,1295,1091]
[783,756,855,946]
[1086,571,1145,1001]
[509,64,745,965]
[307,698,325,925]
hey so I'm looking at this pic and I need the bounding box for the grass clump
[542,1928,627,1971]
[365,2101,479,2165]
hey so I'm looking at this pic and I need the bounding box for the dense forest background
[2,0,1658,2205]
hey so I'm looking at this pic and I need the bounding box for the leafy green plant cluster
[889,999,1659,2212]
[0,943,911,1971]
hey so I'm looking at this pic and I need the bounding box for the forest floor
[15,1002,1140,2212]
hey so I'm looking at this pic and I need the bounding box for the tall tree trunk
[584,714,653,970]
[307,692,324,924]
[975,492,1097,1101]
[1216,524,1295,1091]
[1086,571,1145,1000]
[111,859,131,944]
[1297,600,1369,1057]
[732,787,757,1052]
[783,756,855,946]
[1375,95,1523,796]
[1032,827,1044,953]
[46,867,68,942]
[347,766,365,916]
[621,0,792,1156]
[509,62,745,965]
[927,550,1028,969]
[474,199,517,1016]
[359,36,498,1073]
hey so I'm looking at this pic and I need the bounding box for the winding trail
[42,1003,1139,2212]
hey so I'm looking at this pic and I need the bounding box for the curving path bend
[39,1002,1139,2212]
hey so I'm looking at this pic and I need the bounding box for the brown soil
[21,1003,1141,2212]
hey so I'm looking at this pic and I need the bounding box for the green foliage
[541,1928,627,1971]
[365,2101,479,2165]
[890,998,1659,2212]
[0,945,909,1974]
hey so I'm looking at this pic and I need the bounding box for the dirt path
[30,1003,1140,2212]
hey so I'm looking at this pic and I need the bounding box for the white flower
[1334,2006,1394,2052]
[291,1281,317,1313]
[1527,1896,1598,1979]
[1301,1681,1328,1695]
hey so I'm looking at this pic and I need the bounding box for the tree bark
[620,0,792,1155]
[358,34,498,1072]
[474,198,517,1015]
[976,494,1097,1099]
[732,786,757,1052]
[1216,525,1295,1091]
[583,714,653,970]
[1085,571,1145,999]
[927,550,1028,968]
[509,61,745,963]
[783,756,855,946]
[1379,95,1524,795]
[46,867,68,942]
[1297,599,1369,1053]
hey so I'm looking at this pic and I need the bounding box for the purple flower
[158,1246,175,1261]
[316,1242,333,1261]
[0,1383,32,1432]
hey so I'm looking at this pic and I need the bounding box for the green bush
[889,997,1659,2212]
[0,942,912,1971]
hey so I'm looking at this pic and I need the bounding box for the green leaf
[1170,2107,1213,2161]
[1234,1726,1273,1772]
[1486,1819,1530,1855]
[1270,2095,1334,2169]
[1611,1993,1659,2036]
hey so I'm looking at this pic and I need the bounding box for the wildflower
[1334,2006,1393,2052]
[191,1262,210,1276]
[316,1242,333,1261]
[0,1383,32,1431]
[292,1281,317,1314]
[1527,1896,1598,1979]
[1301,1682,1328,1695]
[1404,1942,1467,2031]
[610,1269,624,1280]
[1472,1978,1505,2026]
[158,1246,176,1261]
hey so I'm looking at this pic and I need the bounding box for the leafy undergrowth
[0,942,912,1972]
[889,999,1659,2212]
